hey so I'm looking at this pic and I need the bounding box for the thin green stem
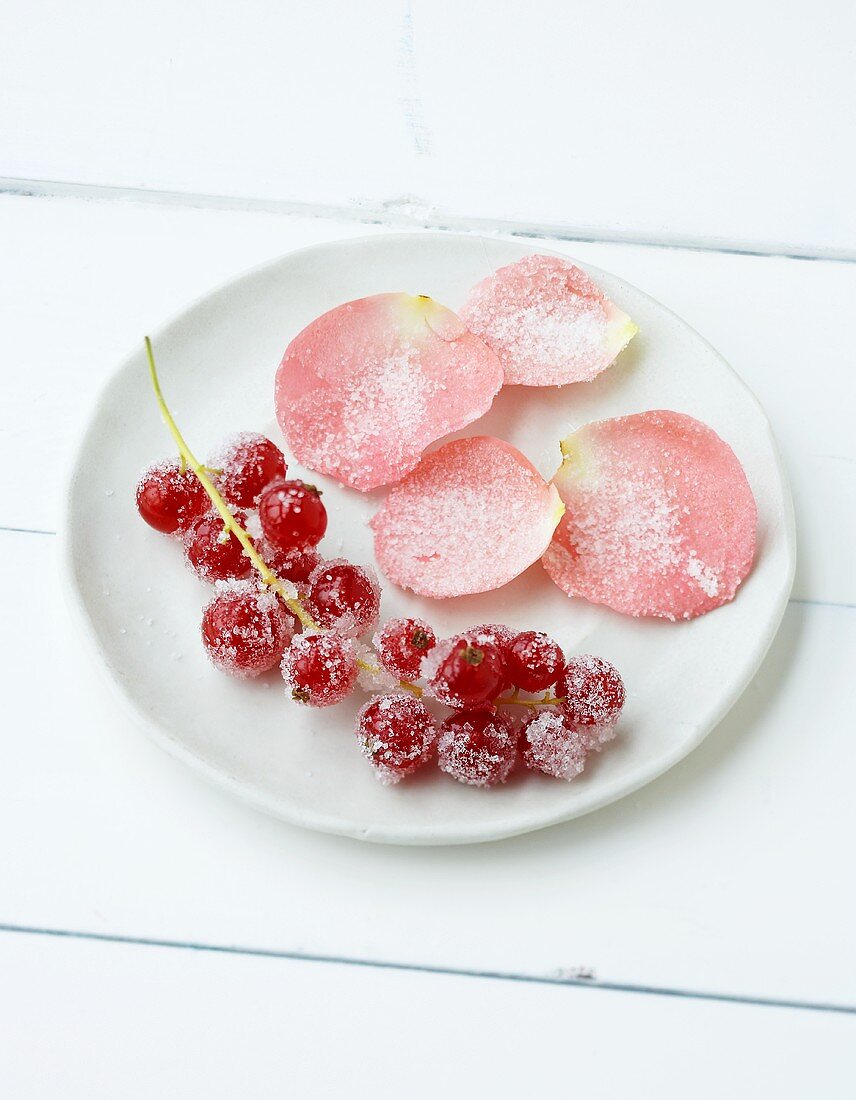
[494,694,564,710]
[145,337,422,695]
[145,337,315,630]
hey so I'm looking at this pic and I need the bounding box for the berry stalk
[145,337,315,630]
[146,337,421,692]
[494,693,564,710]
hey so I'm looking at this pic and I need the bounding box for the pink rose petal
[461,254,637,386]
[543,410,757,620]
[371,436,564,598]
[275,293,503,491]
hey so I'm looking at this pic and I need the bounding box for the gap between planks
[0,922,852,1017]
[1,176,855,266]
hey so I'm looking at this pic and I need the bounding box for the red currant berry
[506,631,565,693]
[201,581,294,678]
[469,623,516,660]
[468,623,516,690]
[425,636,505,709]
[373,617,437,682]
[305,560,380,637]
[437,708,518,787]
[184,510,252,582]
[356,693,437,784]
[557,656,625,729]
[281,632,357,707]
[135,460,208,535]
[520,709,587,780]
[258,480,327,550]
[209,432,287,507]
[259,540,322,585]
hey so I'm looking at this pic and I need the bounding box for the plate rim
[59,231,797,845]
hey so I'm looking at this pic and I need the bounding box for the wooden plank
[1,2,854,254]
[0,929,853,1099]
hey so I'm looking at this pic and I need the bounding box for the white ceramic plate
[63,233,795,844]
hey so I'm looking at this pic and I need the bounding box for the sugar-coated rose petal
[461,254,637,386]
[543,411,757,620]
[275,293,503,491]
[371,436,564,598]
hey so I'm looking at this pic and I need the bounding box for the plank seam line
[0,922,852,1016]
[1,176,854,265]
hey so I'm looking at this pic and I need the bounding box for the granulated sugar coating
[275,293,503,491]
[371,436,565,597]
[557,655,625,728]
[281,632,358,707]
[201,580,294,678]
[543,411,757,620]
[521,710,588,781]
[437,708,519,787]
[207,432,286,508]
[356,692,437,785]
[460,255,637,387]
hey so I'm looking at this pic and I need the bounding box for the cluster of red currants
[136,432,625,788]
[363,622,624,786]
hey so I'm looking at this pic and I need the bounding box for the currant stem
[494,694,564,710]
[352,657,423,697]
[145,337,423,695]
[145,337,315,631]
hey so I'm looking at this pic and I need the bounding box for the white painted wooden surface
[3,932,853,1100]
[1,190,855,1002]
[1,1,855,256]
[2,0,855,1087]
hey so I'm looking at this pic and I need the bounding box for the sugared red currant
[520,709,587,780]
[469,623,516,660]
[201,581,294,677]
[259,480,327,550]
[468,624,516,689]
[557,655,625,730]
[258,540,322,585]
[209,432,287,507]
[184,510,252,582]
[281,632,357,707]
[305,560,380,637]
[437,708,518,787]
[135,460,208,535]
[356,693,437,784]
[425,636,505,708]
[373,617,437,682]
[506,631,565,693]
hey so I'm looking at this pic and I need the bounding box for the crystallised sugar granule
[371,436,564,597]
[543,411,757,620]
[461,254,637,386]
[275,293,504,491]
